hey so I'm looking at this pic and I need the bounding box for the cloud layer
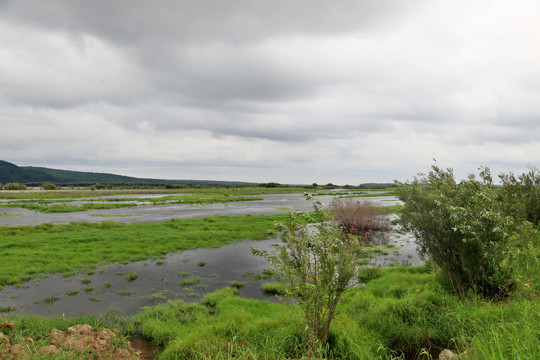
[1,0,539,183]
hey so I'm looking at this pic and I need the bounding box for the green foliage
[261,282,287,295]
[252,196,363,357]
[498,165,540,226]
[395,165,514,298]
[125,272,139,282]
[41,182,59,190]
[3,183,27,190]
[502,221,540,297]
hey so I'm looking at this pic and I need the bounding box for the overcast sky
[1,0,539,184]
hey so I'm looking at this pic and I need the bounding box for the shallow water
[0,193,401,226]
[0,227,421,318]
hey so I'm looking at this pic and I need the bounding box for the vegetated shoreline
[1,180,537,359]
[2,264,537,360]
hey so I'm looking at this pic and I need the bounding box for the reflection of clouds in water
[0,222,422,317]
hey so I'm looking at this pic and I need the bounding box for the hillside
[0,160,248,186]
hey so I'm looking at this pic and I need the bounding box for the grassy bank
[0,187,306,200]
[3,265,536,359]
[129,265,540,359]
[0,214,288,288]
[3,194,262,213]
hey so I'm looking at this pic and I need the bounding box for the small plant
[67,290,79,296]
[90,297,101,302]
[177,271,190,277]
[229,281,245,289]
[180,276,202,286]
[125,272,138,282]
[145,293,166,302]
[0,306,16,313]
[261,282,286,295]
[198,261,207,267]
[252,195,363,357]
[102,282,113,288]
[117,290,133,296]
[80,278,91,285]
[83,286,94,292]
[156,260,165,265]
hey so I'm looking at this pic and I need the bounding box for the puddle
[0,227,421,318]
[129,336,155,360]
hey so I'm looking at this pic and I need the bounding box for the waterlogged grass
[0,187,307,200]
[126,266,539,360]
[0,213,286,287]
[261,282,287,295]
[180,276,203,286]
[2,266,537,359]
[3,194,261,213]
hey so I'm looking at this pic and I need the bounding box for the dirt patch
[0,322,146,359]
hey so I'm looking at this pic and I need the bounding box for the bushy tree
[498,165,540,226]
[3,183,27,190]
[252,196,362,357]
[395,165,514,297]
[42,183,59,190]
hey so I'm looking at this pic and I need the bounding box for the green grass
[229,281,246,289]
[125,272,139,282]
[0,186,307,200]
[2,265,537,359]
[180,276,203,286]
[0,213,286,287]
[66,290,79,296]
[261,282,287,295]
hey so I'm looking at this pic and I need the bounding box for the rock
[439,349,459,360]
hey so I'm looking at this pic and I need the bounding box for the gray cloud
[0,0,539,183]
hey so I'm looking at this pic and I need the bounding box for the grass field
[0,213,288,288]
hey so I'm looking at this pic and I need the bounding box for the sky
[1,0,539,185]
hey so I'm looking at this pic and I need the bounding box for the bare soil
[0,321,147,359]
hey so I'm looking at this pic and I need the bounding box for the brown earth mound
[0,323,144,359]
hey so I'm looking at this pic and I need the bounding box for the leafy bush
[328,198,390,235]
[503,221,540,297]
[252,196,363,357]
[395,165,514,297]
[498,165,540,226]
[41,183,59,190]
[3,183,27,190]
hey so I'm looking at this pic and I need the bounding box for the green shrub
[42,183,59,190]
[3,183,27,190]
[395,165,514,298]
[252,195,363,357]
[498,165,540,226]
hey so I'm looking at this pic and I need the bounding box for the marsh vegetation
[0,175,538,359]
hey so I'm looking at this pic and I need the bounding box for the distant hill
[0,160,250,186]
